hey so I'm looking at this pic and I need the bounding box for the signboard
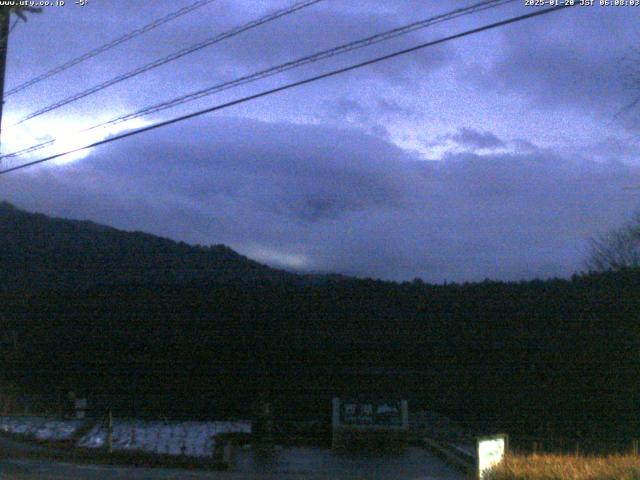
[332,398,409,450]
[338,399,404,427]
[477,434,508,480]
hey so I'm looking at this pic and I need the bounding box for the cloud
[466,6,637,120]
[583,136,640,165]
[4,2,639,283]
[448,127,505,150]
[3,116,640,283]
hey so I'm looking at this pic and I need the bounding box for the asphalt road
[0,445,465,479]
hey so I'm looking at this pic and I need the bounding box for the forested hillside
[1,203,638,441]
[0,202,293,291]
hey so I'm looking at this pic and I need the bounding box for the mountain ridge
[0,201,298,291]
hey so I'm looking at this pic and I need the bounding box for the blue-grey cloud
[3,1,638,283]
[465,6,637,121]
[448,127,505,150]
[3,116,640,282]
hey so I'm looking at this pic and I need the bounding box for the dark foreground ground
[0,443,464,480]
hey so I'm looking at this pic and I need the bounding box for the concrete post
[331,397,340,449]
[332,398,340,429]
[401,400,409,430]
[107,408,113,456]
[223,441,233,465]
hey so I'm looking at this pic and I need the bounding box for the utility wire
[5,0,218,97]
[0,4,575,176]
[10,0,323,126]
[96,0,516,129]
[2,0,513,160]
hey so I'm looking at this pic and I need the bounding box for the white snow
[0,416,85,441]
[0,416,251,458]
[77,420,251,458]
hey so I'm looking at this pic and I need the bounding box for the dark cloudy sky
[2,0,639,282]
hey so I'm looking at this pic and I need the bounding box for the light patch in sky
[2,115,152,167]
[419,138,513,161]
[244,245,312,270]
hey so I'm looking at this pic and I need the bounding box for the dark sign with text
[339,400,402,427]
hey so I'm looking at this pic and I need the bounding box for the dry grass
[486,453,640,480]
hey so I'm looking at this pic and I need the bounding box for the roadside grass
[486,453,640,480]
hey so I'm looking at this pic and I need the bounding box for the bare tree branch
[586,211,640,272]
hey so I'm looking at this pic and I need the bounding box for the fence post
[107,408,113,457]
[223,440,233,465]
[632,439,638,456]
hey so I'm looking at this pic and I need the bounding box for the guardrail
[422,436,475,474]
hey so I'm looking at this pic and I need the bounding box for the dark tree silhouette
[586,211,640,271]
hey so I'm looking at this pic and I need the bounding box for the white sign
[477,434,507,479]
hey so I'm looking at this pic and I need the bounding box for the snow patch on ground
[78,420,251,458]
[0,416,85,441]
[0,416,251,458]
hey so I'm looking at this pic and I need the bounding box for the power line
[5,0,218,97]
[0,4,575,176]
[2,0,513,160]
[93,0,516,130]
[10,0,323,127]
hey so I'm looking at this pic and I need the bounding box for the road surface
[0,444,465,479]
